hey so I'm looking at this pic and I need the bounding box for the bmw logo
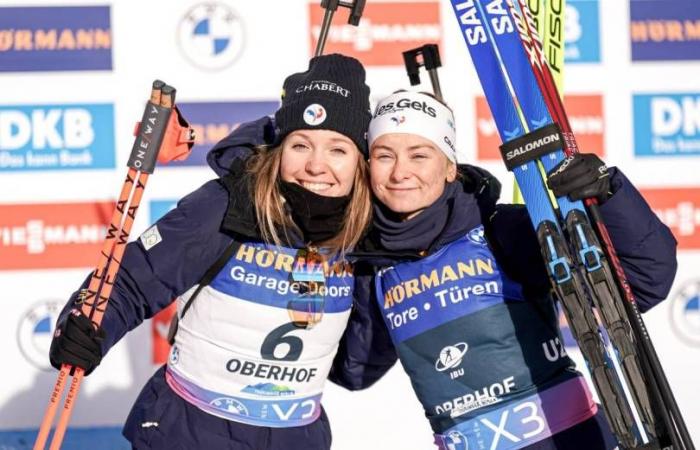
[303,104,327,126]
[468,226,486,245]
[670,280,700,347]
[211,397,249,416]
[445,430,469,450]
[17,299,62,370]
[177,3,245,70]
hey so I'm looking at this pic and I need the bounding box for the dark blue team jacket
[332,148,677,449]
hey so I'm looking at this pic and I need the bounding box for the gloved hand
[458,164,502,214]
[547,153,611,203]
[49,309,105,376]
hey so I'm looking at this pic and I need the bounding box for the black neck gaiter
[373,182,463,252]
[279,181,351,244]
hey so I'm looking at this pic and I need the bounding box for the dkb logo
[0,104,115,171]
[634,94,700,156]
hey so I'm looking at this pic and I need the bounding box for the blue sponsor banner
[376,229,524,343]
[0,104,115,171]
[565,0,600,63]
[0,6,112,72]
[0,427,128,450]
[633,93,700,156]
[168,101,278,167]
[210,241,353,312]
[150,199,178,223]
[630,0,700,61]
[436,378,595,450]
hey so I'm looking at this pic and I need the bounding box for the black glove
[546,153,611,203]
[458,164,502,214]
[49,309,105,376]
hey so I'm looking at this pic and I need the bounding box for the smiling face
[279,129,361,197]
[370,133,457,220]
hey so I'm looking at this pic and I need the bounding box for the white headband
[368,91,457,162]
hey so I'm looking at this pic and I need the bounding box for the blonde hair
[247,145,371,254]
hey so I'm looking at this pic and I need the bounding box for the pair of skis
[448,0,693,449]
[33,81,194,450]
[512,0,564,204]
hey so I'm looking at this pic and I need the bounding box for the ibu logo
[435,342,468,380]
[0,104,115,171]
[634,94,700,156]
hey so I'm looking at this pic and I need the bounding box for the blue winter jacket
[60,115,395,383]
[331,166,678,389]
[331,161,678,449]
[59,117,263,351]
[56,116,397,449]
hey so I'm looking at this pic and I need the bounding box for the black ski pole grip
[128,82,173,173]
[161,84,176,106]
[347,0,366,26]
[402,44,444,101]
[316,0,338,56]
[150,80,166,103]
[421,44,442,71]
[320,0,340,11]
[316,0,365,56]
[403,49,422,86]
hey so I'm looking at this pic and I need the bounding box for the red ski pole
[34,80,194,450]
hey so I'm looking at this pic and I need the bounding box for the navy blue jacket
[330,167,678,394]
[59,117,273,353]
[57,117,369,449]
[330,163,677,449]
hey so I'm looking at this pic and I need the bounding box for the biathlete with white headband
[332,90,677,450]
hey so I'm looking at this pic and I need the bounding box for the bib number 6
[261,322,304,361]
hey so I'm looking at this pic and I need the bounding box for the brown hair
[246,145,371,254]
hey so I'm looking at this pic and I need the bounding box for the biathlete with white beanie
[333,90,677,449]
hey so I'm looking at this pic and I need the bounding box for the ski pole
[315,0,366,56]
[402,43,444,102]
[509,1,694,448]
[34,80,194,450]
[452,1,641,446]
